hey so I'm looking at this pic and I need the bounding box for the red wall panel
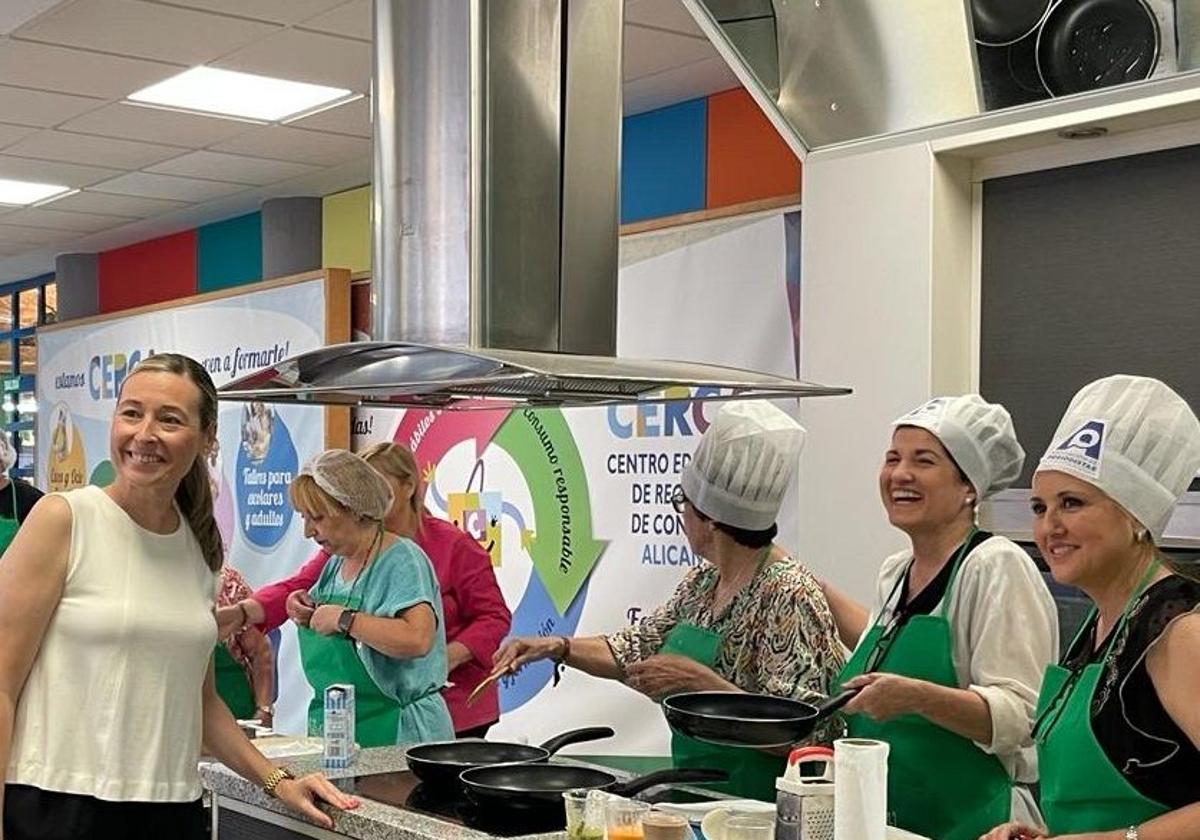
[98,230,198,313]
[706,88,802,209]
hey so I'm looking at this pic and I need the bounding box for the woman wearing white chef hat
[824,395,1058,840]
[982,376,1200,840]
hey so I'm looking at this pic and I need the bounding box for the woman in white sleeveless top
[0,353,356,839]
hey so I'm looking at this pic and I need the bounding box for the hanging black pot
[1036,0,1160,96]
[973,0,1054,46]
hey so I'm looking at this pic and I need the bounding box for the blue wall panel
[621,98,707,224]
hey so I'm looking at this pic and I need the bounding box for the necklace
[337,527,385,610]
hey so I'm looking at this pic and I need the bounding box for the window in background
[0,275,56,483]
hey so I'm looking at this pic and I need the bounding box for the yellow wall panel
[322,186,370,274]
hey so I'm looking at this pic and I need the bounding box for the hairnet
[298,449,393,521]
[893,395,1025,500]
[0,435,13,474]
[1036,375,1200,539]
[680,401,806,530]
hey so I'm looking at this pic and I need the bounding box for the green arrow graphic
[493,407,607,614]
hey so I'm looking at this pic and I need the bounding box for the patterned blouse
[218,566,255,669]
[606,555,846,707]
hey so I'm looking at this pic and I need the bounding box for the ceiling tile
[0,38,178,98]
[623,23,715,81]
[0,224,70,246]
[50,189,189,217]
[146,150,320,185]
[3,130,184,169]
[91,171,248,201]
[0,153,119,186]
[300,0,369,41]
[0,1,70,36]
[0,205,131,232]
[287,96,369,137]
[625,0,706,36]
[14,0,280,64]
[211,125,368,166]
[146,0,347,24]
[60,103,253,147]
[213,28,370,92]
[622,55,739,115]
[0,122,38,149]
[0,84,103,126]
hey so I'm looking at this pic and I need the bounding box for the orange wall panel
[706,88,801,209]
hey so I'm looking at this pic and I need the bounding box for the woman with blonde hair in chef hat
[982,376,1200,840]
[823,395,1058,840]
[492,401,845,801]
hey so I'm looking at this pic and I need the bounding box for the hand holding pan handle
[815,688,859,717]
[538,726,615,755]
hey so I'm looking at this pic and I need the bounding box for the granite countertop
[201,745,568,840]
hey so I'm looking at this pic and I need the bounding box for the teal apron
[0,480,20,556]
[1035,563,1168,834]
[213,642,257,720]
[835,529,1012,840]
[661,550,787,802]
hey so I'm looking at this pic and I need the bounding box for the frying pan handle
[614,768,729,797]
[537,726,616,755]
[816,688,860,716]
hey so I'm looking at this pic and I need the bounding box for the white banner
[37,277,332,734]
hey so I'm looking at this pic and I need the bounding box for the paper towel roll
[834,737,889,840]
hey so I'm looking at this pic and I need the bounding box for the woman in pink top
[219,442,511,737]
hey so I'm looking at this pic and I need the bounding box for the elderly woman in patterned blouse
[492,401,844,800]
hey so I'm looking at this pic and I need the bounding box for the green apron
[297,585,405,748]
[0,480,21,556]
[836,529,1012,840]
[213,642,257,720]
[1035,563,1168,835]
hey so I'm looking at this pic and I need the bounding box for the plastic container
[775,746,834,840]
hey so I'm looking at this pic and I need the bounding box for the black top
[1063,574,1200,809]
[893,529,994,624]
[0,478,42,524]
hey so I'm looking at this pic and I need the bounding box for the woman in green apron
[823,395,1057,840]
[491,401,846,801]
[981,375,1200,840]
[214,565,276,725]
[289,450,453,747]
[0,433,43,557]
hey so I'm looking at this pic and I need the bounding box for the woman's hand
[215,604,245,641]
[492,636,567,674]
[286,590,316,628]
[842,673,931,721]
[977,822,1046,840]
[309,605,342,636]
[625,654,719,700]
[272,772,359,830]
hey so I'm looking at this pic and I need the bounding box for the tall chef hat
[1036,375,1200,540]
[680,401,806,530]
[893,394,1025,500]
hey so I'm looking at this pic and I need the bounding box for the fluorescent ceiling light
[127,67,356,122]
[0,179,72,206]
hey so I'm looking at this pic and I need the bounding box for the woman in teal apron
[289,450,453,747]
[981,375,1200,840]
[491,402,846,800]
[824,395,1057,840]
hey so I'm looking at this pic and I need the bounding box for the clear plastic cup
[605,796,652,840]
[562,789,604,840]
[640,810,690,840]
[724,812,775,840]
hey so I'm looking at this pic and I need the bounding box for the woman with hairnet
[982,376,1200,840]
[822,396,1058,840]
[290,450,453,746]
[492,401,845,800]
[0,435,41,556]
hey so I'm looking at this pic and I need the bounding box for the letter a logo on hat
[1048,419,1106,479]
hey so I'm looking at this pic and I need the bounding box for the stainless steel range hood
[218,0,850,410]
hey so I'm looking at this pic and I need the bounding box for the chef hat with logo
[298,449,393,522]
[680,401,806,530]
[893,395,1025,500]
[1037,375,1200,539]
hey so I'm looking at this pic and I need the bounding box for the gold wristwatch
[262,766,295,798]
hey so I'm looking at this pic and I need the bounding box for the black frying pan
[460,764,728,816]
[1036,0,1159,97]
[405,726,614,788]
[663,689,858,748]
[972,0,1052,46]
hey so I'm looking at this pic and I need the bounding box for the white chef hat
[0,435,14,474]
[298,449,394,522]
[680,401,806,530]
[1036,375,1200,539]
[893,395,1025,500]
